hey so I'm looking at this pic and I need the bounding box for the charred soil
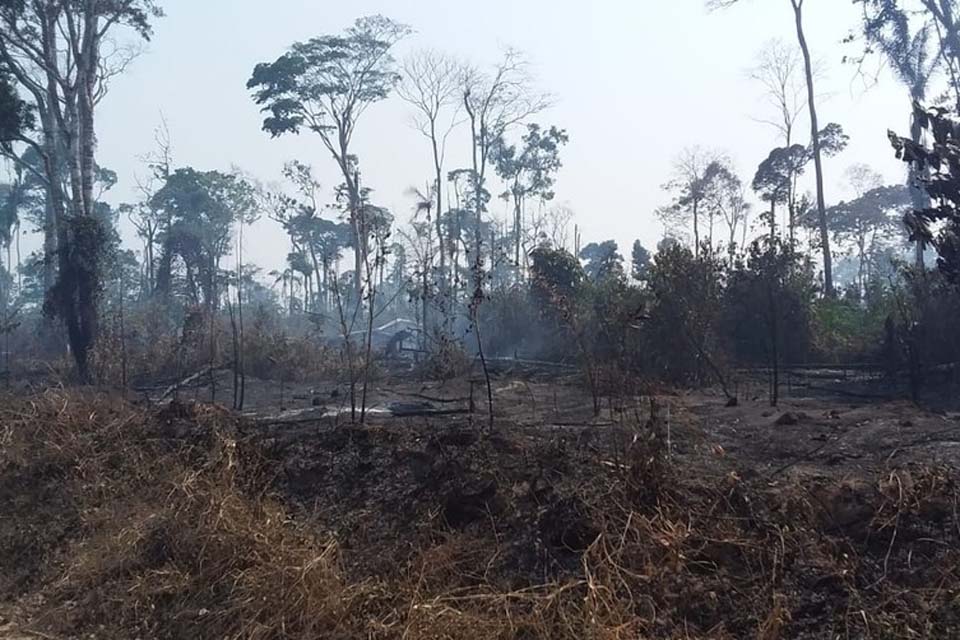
[1,379,959,639]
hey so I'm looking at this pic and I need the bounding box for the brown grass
[1,390,959,639]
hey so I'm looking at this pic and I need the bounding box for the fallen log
[395,391,472,404]
[159,363,232,401]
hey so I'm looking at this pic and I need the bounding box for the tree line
[0,1,959,406]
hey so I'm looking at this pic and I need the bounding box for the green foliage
[753,145,806,208]
[643,244,726,385]
[0,67,32,147]
[579,240,624,282]
[152,168,256,306]
[247,16,410,139]
[722,239,816,365]
[44,215,111,380]
[890,104,960,283]
[492,124,569,206]
[631,240,652,281]
[530,245,584,307]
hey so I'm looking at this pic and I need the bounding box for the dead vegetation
[1,388,959,639]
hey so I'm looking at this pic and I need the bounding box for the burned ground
[1,374,959,639]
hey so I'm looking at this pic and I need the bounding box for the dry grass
[1,390,959,639]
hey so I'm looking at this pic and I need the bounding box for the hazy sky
[87,0,913,272]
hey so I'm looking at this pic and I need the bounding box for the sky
[81,0,915,273]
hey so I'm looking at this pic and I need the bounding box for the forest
[1,1,960,638]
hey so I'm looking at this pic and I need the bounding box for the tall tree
[152,168,256,310]
[753,145,806,240]
[631,240,652,281]
[579,240,624,282]
[248,15,410,298]
[658,148,726,255]
[124,119,173,296]
[854,0,940,267]
[828,179,912,294]
[0,0,162,380]
[704,160,751,250]
[712,0,838,295]
[749,39,807,147]
[890,104,960,283]
[266,162,352,314]
[460,49,551,259]
[397,50,462,296]
[491,123,568,275]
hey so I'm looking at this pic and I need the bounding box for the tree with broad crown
[247,15,411,298]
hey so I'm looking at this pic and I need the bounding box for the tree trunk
[430,121,447,297]
[692,199,700,257]
[769,201,777,241]
[909,94,929,269]
[78,10,98,219]
[793,0,834,297]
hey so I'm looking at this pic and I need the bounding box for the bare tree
[750,39,808,148]
[545,205,574,251]
[750,40,813,242]
[658,147,726,255]
[461,50,552,241]
[707,163,752,250]
[459,49,551,427]
[397,50,463,301]
[126,118,173,295]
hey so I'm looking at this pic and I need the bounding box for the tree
[711,0,838,296]
[125,118,173,296]
[853,1,941,267]
[248,15,411,298]
[397,49,463,296]
[0,0,163,380]
[645,243,728,389]
[723,238,816,404]
[659,148,728,255]
[266,160,352,313]
[828,182,911,295]
[631,240,652,281]
[152,168,257,310]
[704,160,751,250]
[890,104,960,284]
[856,0,960,109]
[460,49,551,229]
[459,49,551,426]
[749,39,807,147]
[753,123,847,247]
[579,240,624,282]
[753,145,805,240]
[491,123,569,275]
[0,67,33,149]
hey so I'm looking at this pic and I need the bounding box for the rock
[775,412,807,426]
